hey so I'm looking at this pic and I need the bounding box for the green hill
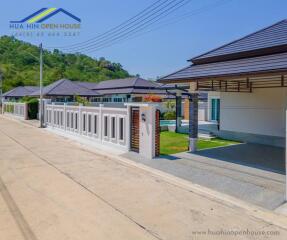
[0,36,131,92]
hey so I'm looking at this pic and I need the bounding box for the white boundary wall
[2,102,28,119]
[45,104,130,151]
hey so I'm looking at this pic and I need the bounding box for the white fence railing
[2,102,28,119]
[45,104,130,150]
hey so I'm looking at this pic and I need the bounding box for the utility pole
[39,43,44,128]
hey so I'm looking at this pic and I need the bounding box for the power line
[71,0,231,54]
[84,0,231,54]
[48,0,191,52]
[64,0,191,53]
[48,0,170,50]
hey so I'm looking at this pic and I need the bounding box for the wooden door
[130,108,140,152]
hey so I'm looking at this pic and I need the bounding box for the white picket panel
[45,104,129,150]
[2,102,27,119]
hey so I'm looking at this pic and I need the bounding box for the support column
[285,110,287,201]
[189,93,198,152]
[24,103,28,120]
[175,94,182,133]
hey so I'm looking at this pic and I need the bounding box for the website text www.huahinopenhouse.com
[191,229,280,237]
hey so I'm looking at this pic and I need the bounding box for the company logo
[10,8,81,24]
[10,8,81,38]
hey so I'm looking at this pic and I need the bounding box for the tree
[0,36,132,92]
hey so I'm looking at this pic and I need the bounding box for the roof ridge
[46,79,68,94]
[133,77,141,87]
[191,19,287,62]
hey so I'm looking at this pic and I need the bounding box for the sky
[1,0,287,79]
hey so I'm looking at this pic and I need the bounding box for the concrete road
[0,116,287,240]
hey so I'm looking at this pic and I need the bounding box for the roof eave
[158,68,287,83]
[191,44,287,65]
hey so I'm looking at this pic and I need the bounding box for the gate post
[189,93,198,152]
[125,103,159,159]
[99,104,103,143]
[126,105,132,150]
[139,104,159,159]
[24,103,28,120]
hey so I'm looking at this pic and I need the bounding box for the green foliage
[164,100,176,112]
[20,96,36,103]
[160,132,241,155]
[4,104,14,113]
[74,95,90,106]
[163,111,176,120]
[0,36,131,92]
[26,98,38,119]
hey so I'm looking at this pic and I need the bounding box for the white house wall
[220,88,287,138]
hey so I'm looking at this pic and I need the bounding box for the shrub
[27,98,39,119]
[164,100,176,111]
[75,95,91,106]
[163,111,176,120]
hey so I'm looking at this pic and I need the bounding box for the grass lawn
[160,131,241,155]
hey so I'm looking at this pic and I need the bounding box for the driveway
[124,143,285,210]
[1,116,287,239]
[195,143,285,174]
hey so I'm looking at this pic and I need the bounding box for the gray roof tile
[94,77,160,89]
[3,86,39,97]
[160,52,287,82]
[30,79,99,97]
[192,20,287,63]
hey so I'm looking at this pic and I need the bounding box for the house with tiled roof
[3,86,39,100]
[159,19,287,148]
[29,79,99,101]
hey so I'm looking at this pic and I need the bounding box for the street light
[39,43,44,128]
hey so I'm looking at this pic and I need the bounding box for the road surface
[0,116,286,240]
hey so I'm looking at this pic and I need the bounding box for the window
[103,98,112,102]
[71,112,74,128]
[119,117,124,141]
[94,115,97,134]
[57,111,60,125]
[54,111,57,125]
[60,111,63,126]
[114,98,123,102]
[88,114,92,133]
[104,116,108,137]
[48,110,51,123]
[67,112,70,128]
[211,99,220,121]
[111,117,116,139]
[75,113,78,130]
[83,113,86,132]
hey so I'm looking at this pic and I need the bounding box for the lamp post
[39,43,44,128]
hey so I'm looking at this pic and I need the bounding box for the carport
[158,20,287,202]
